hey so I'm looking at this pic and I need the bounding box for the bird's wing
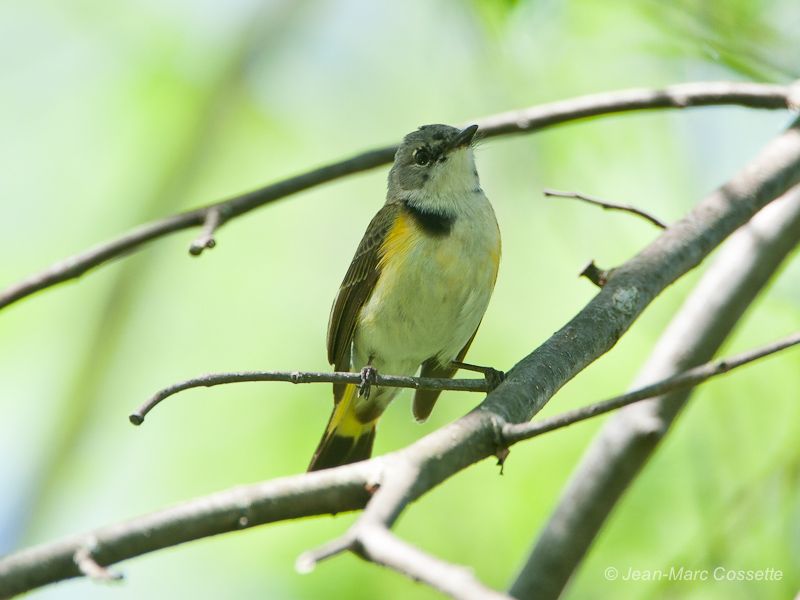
[327,202,400,400]
[412,327,479,422]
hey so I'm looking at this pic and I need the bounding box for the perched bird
[308,123,501,471]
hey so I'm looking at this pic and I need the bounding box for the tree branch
[2,108,800,600]
[129,371,489,425]
[188,207,222,255]
[0,464,377,598]
[131,330,798,436]
[350,525,511,600]
[502,331,800,444]
[1,81,795,311]
[508,185,800,599]
[543,188,667,228]
[72,543,123,583]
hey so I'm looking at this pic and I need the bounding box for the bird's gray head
[387,124,481,211]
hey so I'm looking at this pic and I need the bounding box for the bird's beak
[448,124,479,151]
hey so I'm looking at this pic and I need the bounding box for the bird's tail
[308,383,376,471]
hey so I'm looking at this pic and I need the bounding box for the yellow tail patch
[327,384,372,438]
[308,384,377,471]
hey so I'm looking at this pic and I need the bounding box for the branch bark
[0,465,376,598]
[1,102,799,600]
[508,185,800,600]
[0,81,795,311]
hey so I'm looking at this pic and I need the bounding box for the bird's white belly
[353,213,499,376]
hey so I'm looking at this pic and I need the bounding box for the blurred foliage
[1,1,798,599]
[640,0,800,81]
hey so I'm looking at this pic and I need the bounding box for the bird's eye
[413,148,431,166]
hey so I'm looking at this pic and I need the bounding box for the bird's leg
[358,365,378,399]
[451,360,505,391]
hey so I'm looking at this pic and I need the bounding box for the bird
[308,123,501,471]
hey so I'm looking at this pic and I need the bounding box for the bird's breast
[355,197,500,371]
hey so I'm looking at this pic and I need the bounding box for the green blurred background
[1,1,799,598]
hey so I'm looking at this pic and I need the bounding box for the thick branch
[509,185,800,599]
[1,81,795,311]
[130,371,489,425]
[0,464,376,598]
[2,113,800,599]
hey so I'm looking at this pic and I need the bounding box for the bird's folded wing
[327,202,400,401]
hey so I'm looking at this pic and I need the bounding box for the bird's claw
[358,366,378,399]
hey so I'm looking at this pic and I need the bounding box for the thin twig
[296,533,357,573]
[300,461,421,569]
[0,81,794,311]
[355,525,511,600]
[298,523,510,599]
[502,331,800,444]
[73,544,123,583]
[189,207,222,256]
[133,329,799,435]
[544,188,668,228]
[130,371,489,425]
[578,260,611,287]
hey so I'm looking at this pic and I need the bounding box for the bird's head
[387,124,480,211]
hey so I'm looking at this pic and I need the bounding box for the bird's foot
[451,361,505,392]
[358,365,378,399]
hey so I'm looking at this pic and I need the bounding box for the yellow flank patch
[379,213,419,270]
[490,240,501,284]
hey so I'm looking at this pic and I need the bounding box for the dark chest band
[403,201,455,236]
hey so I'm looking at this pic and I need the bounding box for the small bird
[308,124,501,471]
